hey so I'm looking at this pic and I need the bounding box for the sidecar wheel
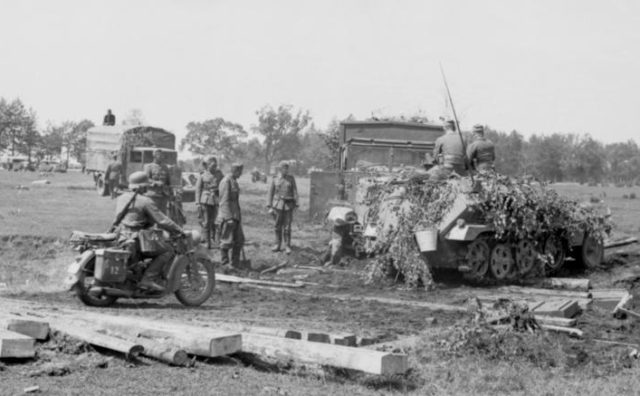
[175,256,215,307]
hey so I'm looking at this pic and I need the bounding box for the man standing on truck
[195,156,225,249]
[217,163,245,268]
[466,124,495,171]
[267,161,298,254]
[144,149,172,214]
[105,153,123,199]
[103,109,116,126]
[427,120,467,180]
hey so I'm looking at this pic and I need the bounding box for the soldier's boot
[220,248,231,268]
[283,232,292,255]
[201,229,210,248]
[271,232,282,252]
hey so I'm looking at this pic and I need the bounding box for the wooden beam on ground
[539,278,590,292]
[532,300,581,318]
[605,237,638,249]
[499,286,591,299]
[238,283,469,313]
[260,261,288,275]
[217,273,304,288]
[52,324,143,358]
[135,338,189,366]
[0,329,35,358]
[241,332,408,375]
[0,314,49,340]
[540,325,583,338]
[534,315,577,327]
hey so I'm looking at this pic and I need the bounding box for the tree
[252,105,311,172]
[67,119,94,164]
[180,118,248,160]
[121,108,145,126]
[0,98,39,159]
[41,122,65,160]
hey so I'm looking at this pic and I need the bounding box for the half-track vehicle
[311,120,605,281]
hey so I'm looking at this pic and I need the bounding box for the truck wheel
[575,234,604,269]
[96,177,109,196]
[543,234,566,274]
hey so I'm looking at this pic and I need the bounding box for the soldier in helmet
[216,163,245,268]
[116,171,184,292]
[467,124,495,172]
[144,149,172,214]
[427,119,467,180]
[267,161,298,254]
[103,109,116,126]
[195,156,225,248]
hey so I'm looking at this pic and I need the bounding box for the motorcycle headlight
[186,230,201,244]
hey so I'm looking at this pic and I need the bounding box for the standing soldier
[195,156,225,249]
[144,149,172,214]
[267,161,298,254]
[216,163,244,268]
[427,119,467,180]
[103,109,116,126]
[467,124,495,171]
[105,153,123,199]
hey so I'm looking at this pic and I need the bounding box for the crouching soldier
[216,163,245,268]
[267,161,298,254]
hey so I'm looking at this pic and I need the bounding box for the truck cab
[309,120,445,220]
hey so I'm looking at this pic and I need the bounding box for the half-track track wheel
[543,234,566,273]
[490,242,515,280]
[515,239,537,275]
[464,238,491,280]
[577,233,604,269]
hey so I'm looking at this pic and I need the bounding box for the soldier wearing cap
[195,156,225,248]
[427,119,467,180]
[216,163,245,268]
[144,149,172,214]
[267,160,298,254]
[105,153,123,199]
[467,124,495,171]
[115,171,184,292]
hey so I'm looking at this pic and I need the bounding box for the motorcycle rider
[115,171,184,292]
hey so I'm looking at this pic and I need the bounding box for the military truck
[85,125,193,202]
[309,120,445,220]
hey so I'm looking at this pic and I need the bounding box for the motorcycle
[64,229,215,307]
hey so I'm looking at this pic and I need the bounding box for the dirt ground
[2,170,640,395]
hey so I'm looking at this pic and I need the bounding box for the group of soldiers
[426,120,496,179]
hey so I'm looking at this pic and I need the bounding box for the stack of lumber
[0,298,408,375]
[0,314,50,359]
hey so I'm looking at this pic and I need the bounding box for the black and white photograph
[1,1,640,394]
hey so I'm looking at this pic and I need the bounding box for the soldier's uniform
[115,176,183,291]
[267,169,298,252]
[427,123,467,180]
[105,159,123,199]
[467,127,495,171]
[216,166,244,268]
[195,167,224,247]
[144,161,172,214]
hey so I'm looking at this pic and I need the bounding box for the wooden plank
[499,286,591,299]
[534,315,577,327]
[52,324,143,358]
[0,329,35,358]
[241,332,408,375]
[591,289,630,300]
[216,273,304,288]
[532,300,580,318]
[135,338,189,366]
[605,236,638,249]
[2,318,49,340]
[540,278,590,292]
[540,325,583,338]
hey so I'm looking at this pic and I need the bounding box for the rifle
[108,192,138,233]
[439,63,474,183]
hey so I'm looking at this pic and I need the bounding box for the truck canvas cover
[85,126,176,172]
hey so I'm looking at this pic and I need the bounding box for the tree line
[2,96,638,183]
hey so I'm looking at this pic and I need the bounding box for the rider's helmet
[128,171,150,190]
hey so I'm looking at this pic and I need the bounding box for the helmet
[128,171,150,189]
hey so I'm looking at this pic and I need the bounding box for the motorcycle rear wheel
[175,256,215,307]
[75,258,118,307]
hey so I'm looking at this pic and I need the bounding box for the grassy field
[2,170,640,395]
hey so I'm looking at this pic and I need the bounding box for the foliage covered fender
[63,250,95,291]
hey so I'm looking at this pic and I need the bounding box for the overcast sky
[1,0,639,143]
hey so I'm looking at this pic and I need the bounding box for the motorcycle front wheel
[75,258,118,307]
[174,256,215,306]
